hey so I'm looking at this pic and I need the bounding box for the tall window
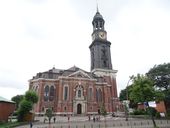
[96,88,102,102]
[98,89,102,102]
[49,86,55,101]
[64,86,68,101]
[78,90,81,97]
[44,85,49,101]
[88,88,93,101]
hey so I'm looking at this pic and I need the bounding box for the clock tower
[89,10,113,72]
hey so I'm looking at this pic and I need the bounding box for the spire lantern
[92,10,105,31]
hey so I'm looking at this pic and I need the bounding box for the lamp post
[125,75,134,121]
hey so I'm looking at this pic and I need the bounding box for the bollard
[91,124,93,128]
[99,124,100,128]
[84,124,86,128]
[113,123,115,127]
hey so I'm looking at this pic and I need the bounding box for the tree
[17,100,32,121]
[11,95,24,110]
[147,63,170,110]
[129,74,156,104]
[119,88,127,101]
[147,63,170,90]
[25,91,38,104]
[17,90,38,122]
[45,108,53,124]
[129,74,159,127]
[100,104,107,128]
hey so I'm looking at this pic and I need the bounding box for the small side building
[0,96,16,122]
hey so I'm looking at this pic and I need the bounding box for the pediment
[68,70,91,79]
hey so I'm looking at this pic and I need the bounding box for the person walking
[30,122,33,128]
[53,117,56,123]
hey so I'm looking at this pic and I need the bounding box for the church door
[77,104,82,114]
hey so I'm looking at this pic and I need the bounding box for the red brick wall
[0,102,15,122]
[156,101,166,113]
[138,101,166,113]
[31,75,118,115]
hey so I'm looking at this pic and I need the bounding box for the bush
[155,112,161,118]
[132,109,146,115]
[146,107,157,117]
[166,109,170,118]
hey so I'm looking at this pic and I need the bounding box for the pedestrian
[68,116,70,122]
[53,117,56,123]
[88,115,90,121]
[30,122,33,128]
[44,118,47,123]
[93,116,95,122]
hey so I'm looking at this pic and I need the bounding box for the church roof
[93,11,103,20]
[32,66,95,80]
[66,66,81,72]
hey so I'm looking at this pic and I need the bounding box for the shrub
[132,109,146,115]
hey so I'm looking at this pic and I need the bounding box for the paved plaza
[15,115,170,128]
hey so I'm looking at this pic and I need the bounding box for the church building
[29,10,118,115]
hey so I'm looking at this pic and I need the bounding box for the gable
[68,70,91,79]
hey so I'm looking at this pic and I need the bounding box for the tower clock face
[99,32,106,39]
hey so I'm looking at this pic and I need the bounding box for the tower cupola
[92,11,105,31]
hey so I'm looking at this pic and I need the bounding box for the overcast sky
[0,0,170,100]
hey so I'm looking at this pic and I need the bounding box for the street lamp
[125,75,134,121]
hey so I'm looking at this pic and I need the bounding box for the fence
[35,120,170,128]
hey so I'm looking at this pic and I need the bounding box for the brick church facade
[29,10,119,115]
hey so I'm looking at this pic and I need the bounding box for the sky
[0,0,170,100]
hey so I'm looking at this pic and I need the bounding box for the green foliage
[11,95,24,110]
[146,107,157,117]
[147,63,170,90]
[147,63,170,109]
[17,90,38,122]
[132,109,146,115]
[100,104,107,116]
[119,89,127,101]
[129,74,155,104]
[155,112,161,118]
[25,91,38,104]
[19,100,32,114]
[166,109,170,118]
[17,100,32,122]
[45,108,53,124]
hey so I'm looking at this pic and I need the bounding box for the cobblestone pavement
[15,115,170,128]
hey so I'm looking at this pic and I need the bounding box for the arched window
[44,85,49,101]
[64,86,68,101]
[96,89,98,102]
[96,88,102,102]
[49,86,55,101]
[35,86,38,92]
[78,90,81,97]
[88,88,93,101]
[98,89,102,102]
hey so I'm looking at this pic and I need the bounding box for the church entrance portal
[77,104,82,114]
